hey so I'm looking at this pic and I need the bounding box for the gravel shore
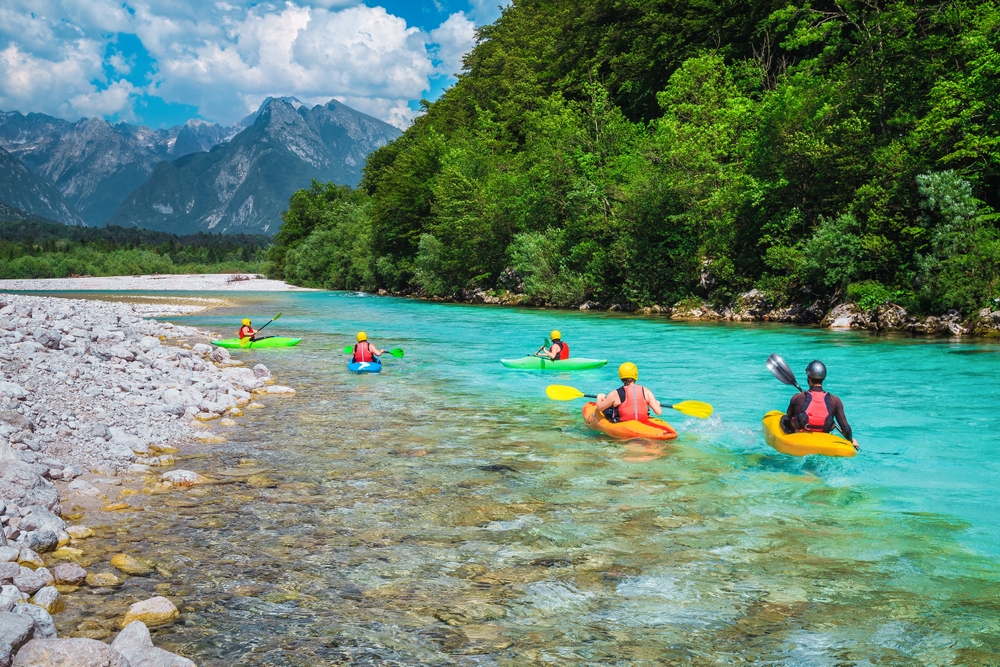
[0,273,315,292]
[0,291,295,666]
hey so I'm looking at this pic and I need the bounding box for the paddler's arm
[371,345,384,356]
[830,395,854,443]
[644,388,662,416]
[593,392,618,411]
[545,344,559,360]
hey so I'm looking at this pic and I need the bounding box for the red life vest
[238,326,254,339]
[554,341,570,360]
[353,341,375,362]
[799,389,834,432]
[617,383,650,422]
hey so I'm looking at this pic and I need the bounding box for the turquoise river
[55,291,1000,666]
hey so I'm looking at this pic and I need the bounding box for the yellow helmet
[241,318,251,326]
[618,362,638,381]
[550,330,561,340]
[356,331,367,342]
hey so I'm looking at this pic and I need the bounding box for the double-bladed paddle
[241,312,281,347]
[342,346,405,358]
[546,384,713,419]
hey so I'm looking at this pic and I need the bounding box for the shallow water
[56,292,1000,665]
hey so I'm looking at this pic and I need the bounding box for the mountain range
[0,97,400,234]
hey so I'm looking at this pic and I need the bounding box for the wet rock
[12,638,129,667]
[30,587,62,614]
[209,346,230,363]
[160,471,209,487]
[112,620,197,667]
[84,572,121,587]
[121,596,179,628]
[23,531,57,555]
[64,526,93,541]
[67,479,103,498]
[0,610,34,666]
[16,550,42,569]
[245,475,276,489]
[252,363,271,378]
[110,554,153,576]
[52,564,86,587]
[254,385,295,395]
[11,603,56,639]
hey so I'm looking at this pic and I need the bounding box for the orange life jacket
[799,389,834,432]
[353,341,375,362]
[238,325,254,339]
[617,383,650,422]
[554,341,570,360]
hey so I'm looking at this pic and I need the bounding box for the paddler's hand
[596,393,606,403]
[852,439,860,451]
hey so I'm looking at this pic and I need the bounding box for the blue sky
[0,0,508,130]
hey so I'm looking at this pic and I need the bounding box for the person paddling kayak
[238,318,257,340]
[589,362,663,424]
[781,360,858,446]
[352,331,384,363]
[536,330,570,361]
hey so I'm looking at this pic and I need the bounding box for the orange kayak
[582,402,678,441]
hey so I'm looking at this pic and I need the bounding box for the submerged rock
[110,554,153,576]
[112,620,196,667]
[120,596,179,628]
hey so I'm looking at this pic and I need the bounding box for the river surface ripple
[57,291,1000,666]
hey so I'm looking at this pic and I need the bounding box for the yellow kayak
[761,410,856,457]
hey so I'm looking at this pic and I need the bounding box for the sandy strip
[0,273,317,292]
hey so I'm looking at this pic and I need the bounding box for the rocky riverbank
[384,286,1000,337]
[0,292,295,666]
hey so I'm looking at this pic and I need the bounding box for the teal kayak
[500,356,607,371]
[212,337,302,349]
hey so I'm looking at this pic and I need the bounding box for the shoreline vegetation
[0,291,295,665]
[266,1,1000,337]
[0,221,269,279]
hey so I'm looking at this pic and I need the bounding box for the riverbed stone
[121,596,179,628]
[113,620,196,667]
[160,470,209,487]
[0,610,34,666]
[246,475,276,489]
[64,526,93,540]
[30,587,62,614]
[85,572,121,587]
[24,530,58,554]
[16,550,42,569]
[0,550,17,565]
[52,564,86,586]
[111,554,153,576]
[13,638,129,667]
[11,603,56,639]
[13,568,47,595]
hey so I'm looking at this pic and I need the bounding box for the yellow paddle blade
[670,400,713,419]
[240,337,251,347]
[546,385,585,401]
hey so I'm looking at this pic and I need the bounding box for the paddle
[241,312,281,347]
[533,337,551,357]
[342,346,405,358]
[766,353,857,448]
[546,384,713,419]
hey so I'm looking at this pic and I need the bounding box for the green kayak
[500,356,607,371]
[211,337,302,349]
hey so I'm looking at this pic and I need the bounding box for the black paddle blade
[766,353,802,390]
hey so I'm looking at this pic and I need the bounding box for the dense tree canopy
[270,0,1000,316]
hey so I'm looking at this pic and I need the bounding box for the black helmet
[806,360,827,381]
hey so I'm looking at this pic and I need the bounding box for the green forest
[0,221,269,279]
[269,0,1000,317]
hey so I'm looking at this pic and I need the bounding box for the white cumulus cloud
[0,0,485,129]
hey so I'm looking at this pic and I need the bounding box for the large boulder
[13,638,129,667]
[11,603,55,640]
[113,621,196,667]
[0,611,34,667]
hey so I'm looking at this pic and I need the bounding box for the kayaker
[781,360,858,447]
[238,318,257,340]
[352,331,383,362]
[589,362,663,424]
[536,330,570,360]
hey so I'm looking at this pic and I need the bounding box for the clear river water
[57,291,1000,666]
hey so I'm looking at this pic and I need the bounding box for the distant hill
[0,146,84,225]
[107,98,401,235]
[0,110,237,226]
[0,201,59,225]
